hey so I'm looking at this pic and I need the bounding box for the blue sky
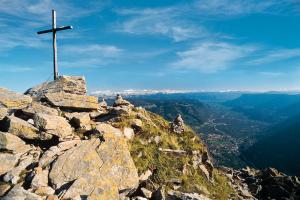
[1,0,300,93]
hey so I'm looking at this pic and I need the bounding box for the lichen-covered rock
[39,140,81,168]
[49,139,103,189]
[0,88,32,109]
[25,76,87,100]
[34,113,73,138]
[64,112,91,130]
[0,132,31,155]
[22,102,59,117]
[45,92,99,110]
[96,131,139,192]
[3,116,40,140]
[1,186,42,200]
[0,153,19,176]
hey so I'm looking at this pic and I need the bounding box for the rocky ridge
[0,76,299,200]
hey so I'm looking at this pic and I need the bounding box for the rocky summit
[0,76,299,200]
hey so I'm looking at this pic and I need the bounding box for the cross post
[37,10,73,80]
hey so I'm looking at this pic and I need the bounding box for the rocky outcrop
[45,92,99,110]
[0,88,32,109]
[25,76,87,99]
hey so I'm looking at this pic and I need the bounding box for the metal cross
[37,10,73,80]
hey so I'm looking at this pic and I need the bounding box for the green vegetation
[112,109,236,199]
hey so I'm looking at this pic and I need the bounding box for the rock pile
[170,114,185,134]
[0,76,139,199]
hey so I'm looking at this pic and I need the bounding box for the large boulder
[25,76,87,100]
[0,88,32,109]
[0,132,31,155]
[49,139,103,190]
[2,116,40,140]
[39,140,81,168]
[96,130,139,192]
[22,102,59,117]
[34,113,73,138]
[49,131,139,199]
[45,92,99,110]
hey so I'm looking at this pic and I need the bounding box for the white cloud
[194,0,294,16]
[171,42,256,73]
[114,7,207,42]
[250,49,300,65]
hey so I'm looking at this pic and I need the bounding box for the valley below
[101,92,300,175]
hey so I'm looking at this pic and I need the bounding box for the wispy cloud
[250,48,300,65]
[60,44,123,68]
[171,42,256,73]
[114,7,207,42]
[194,0,298,16]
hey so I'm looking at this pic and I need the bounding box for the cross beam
[37,10,73,80]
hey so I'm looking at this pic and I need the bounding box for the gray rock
[25,76,87,100]
[0,153,19,176]
[123,127,135,140]
[3,154,33,184]
[34,113,73,138]
[22,102,59,117]
[64,112,91,130]
[31,167,49,190]
[171,114,185,134]
[2,186,42,200]
[113,94,132,107]
[167,190,212,200]
[0,132,31,155]
[4,116,40,140]
[45,92,99,110]
[0,88,32,109]
[49,139,103,189]
[39,140,81,168]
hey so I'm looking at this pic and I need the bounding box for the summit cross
[37,10,73,80]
